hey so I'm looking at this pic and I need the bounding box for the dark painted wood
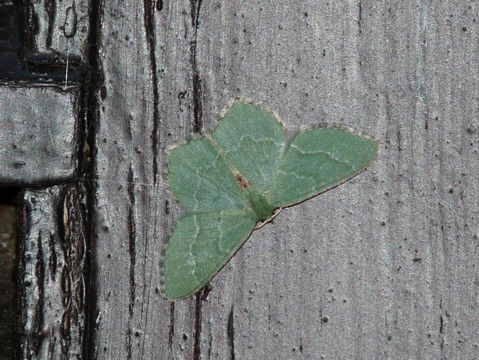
[16,184,88,360]
[0,85,81,186]
[0,2,91,359]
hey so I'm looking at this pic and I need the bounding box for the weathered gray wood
[16,183,87,359]
[23,0,91,64]
[0,85,81,186]
[88,1,170,359]
[90,1,478,359]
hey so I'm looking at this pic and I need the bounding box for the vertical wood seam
[143,0,161,183]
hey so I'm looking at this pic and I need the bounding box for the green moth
[161,99,378,301]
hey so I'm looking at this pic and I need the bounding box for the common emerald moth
[161,99,378,301]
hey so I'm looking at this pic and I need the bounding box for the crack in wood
[190,0,203,133]
[127,167,137,359]
[45,0,55,48]
[48,232,57,279]
[358,1,362,34]
[227,305,235,360]
[34,232,46,356]
[193,291,203,360]
[143,0,161,183]
[83,0,102,358]
[189,0,203,28]
[168,302,175,351]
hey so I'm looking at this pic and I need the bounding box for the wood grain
[16,184,87,359]
[89,1,479,359]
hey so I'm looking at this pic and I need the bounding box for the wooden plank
[89,0,206,358]
[16,183,87,359]
[88,1,170,358]
[0,85,81,186]
[90,1,479,359]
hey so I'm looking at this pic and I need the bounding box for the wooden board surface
[89,1,479,359]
